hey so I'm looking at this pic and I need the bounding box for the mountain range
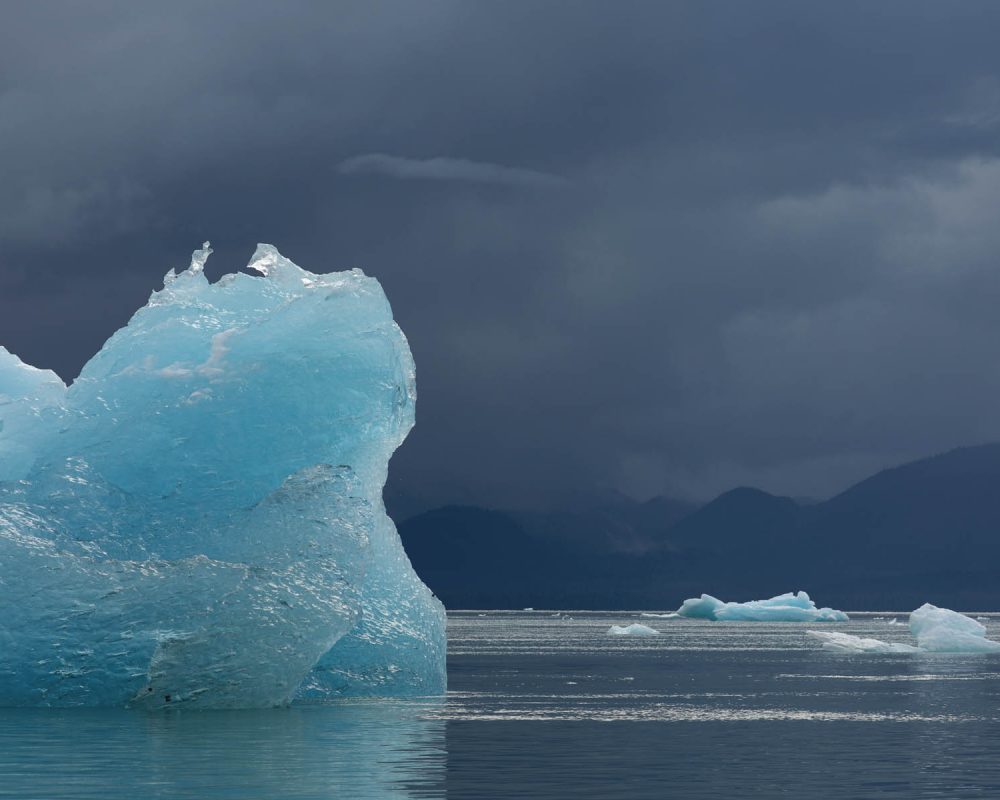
[395,444,1000,610]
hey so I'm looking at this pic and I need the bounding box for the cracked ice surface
[0,243,446,708]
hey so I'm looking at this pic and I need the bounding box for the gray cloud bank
[4,1,1000,508]
[339,154,567,188]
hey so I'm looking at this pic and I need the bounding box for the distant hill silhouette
[399,503,697,608]
[397,444,1000,610]
[511,494,697,555]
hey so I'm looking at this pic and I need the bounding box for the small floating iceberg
[807,631,919,654]
[676,591,848,622]
[608,624,659,636]
[640,612,679,619]
[807,604,1000,654]
[910,604,1000,653]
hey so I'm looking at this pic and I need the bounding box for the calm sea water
[3,611,1000,799]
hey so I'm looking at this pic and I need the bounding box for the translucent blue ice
[0,243,446,708]
[676,591,849,622]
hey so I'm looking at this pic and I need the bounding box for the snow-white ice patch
[608,624,659,636]
[807,630,919,654]
[910,604,1000,653]
[807,604,1000,655]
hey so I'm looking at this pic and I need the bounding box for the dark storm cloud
[5,1,1000,507]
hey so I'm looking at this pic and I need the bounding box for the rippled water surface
[4,611,1000,798]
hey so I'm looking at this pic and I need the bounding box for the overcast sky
[5,1,1000,508]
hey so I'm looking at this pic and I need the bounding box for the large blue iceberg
[0,243,446,708]
[676,591,848,622]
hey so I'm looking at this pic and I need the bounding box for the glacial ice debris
[608,624,659,636]
[0,243,446,708]
[676,591,848,622]
[909,604,1000,653]
[806,631,919,654]
[807,604,1000,654]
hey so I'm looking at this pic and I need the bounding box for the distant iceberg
[608,623,659,636]
[676,591,848,622]
[0,243,446,708]
[808,604,1000,654]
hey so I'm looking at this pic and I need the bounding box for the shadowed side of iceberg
[300,507,447,697]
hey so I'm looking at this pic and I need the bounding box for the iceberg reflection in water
[0,701,446,800]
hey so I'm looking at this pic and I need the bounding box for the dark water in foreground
[3,611,1000,799]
